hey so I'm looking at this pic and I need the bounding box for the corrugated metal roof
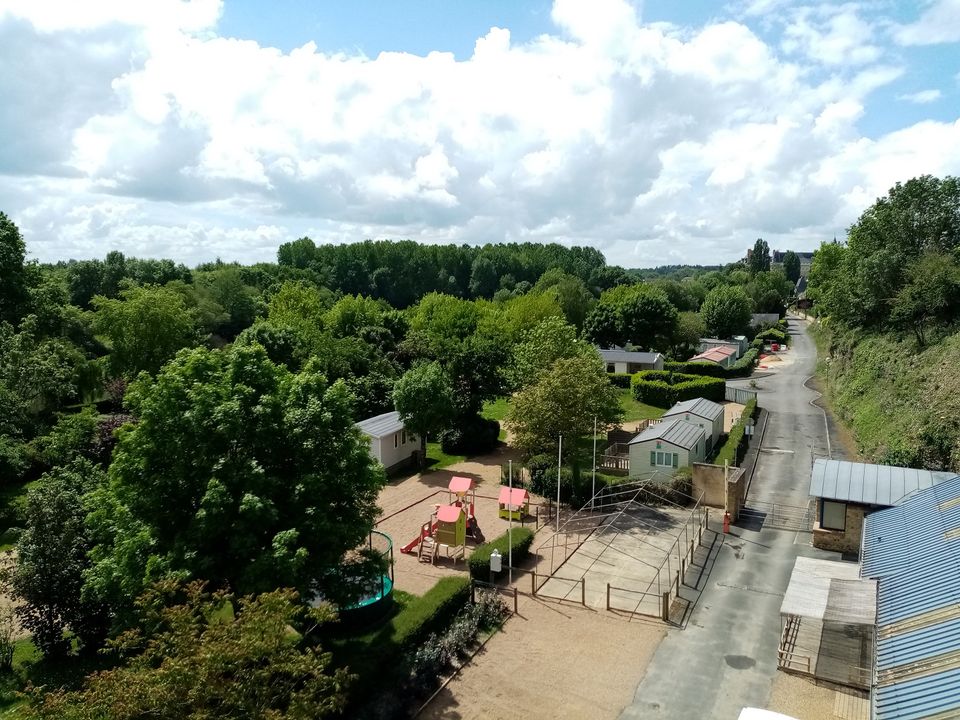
[809,459,955,507]
[691,347,736,364]
[599,349,663,364]
[355,411,404,439]
[663,397,724,422]
[861,476,960,720]
[629,418,704,450]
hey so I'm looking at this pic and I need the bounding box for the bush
[607,372,633,388]
[756,328,788,345]
[526,454,554,493]
[468,527,534,581]
[671,466,693,498]
[663,361,727,378]
[439,415,500,455]
[391,576,470,653]
[712,398,758,467]
[726,348,759,378]
[630,371,725,407]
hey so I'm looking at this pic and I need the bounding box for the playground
[375,452,542,596]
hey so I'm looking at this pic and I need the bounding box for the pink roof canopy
[448,476,474,494]
[498,486,529,508]
[436,504,463,523]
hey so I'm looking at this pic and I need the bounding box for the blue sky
[0,0,958,267]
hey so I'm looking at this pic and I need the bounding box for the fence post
[606,583,611,610]
[661,591,670,622]
[513,587,518,614]
[532,571,537,596]
[581,578,586,606]
[690,540,694,562]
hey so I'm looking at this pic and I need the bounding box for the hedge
[390,576,471,652]
[630,370,725,408]
[468,527,535,580]
[607,372,633,388]
[756,328,788,346]
[726,348,759,378]
[663,361,727,378]
[712,397,758,467]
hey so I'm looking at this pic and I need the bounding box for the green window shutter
[672,453,678,468]
[650,451,655,466]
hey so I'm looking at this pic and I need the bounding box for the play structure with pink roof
[399,476,484,564]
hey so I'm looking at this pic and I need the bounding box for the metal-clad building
[808,459,956,554]
[810,459,955,507]
[861,475,960,720]
[627,419,706,479]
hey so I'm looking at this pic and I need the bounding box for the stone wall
[692,462,746,519]
[811,503,866,555]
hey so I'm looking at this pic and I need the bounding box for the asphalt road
[620,316,848,720]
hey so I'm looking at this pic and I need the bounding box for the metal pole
[591,416,597,511]
[556,433,562,530]
[508,460,513,585]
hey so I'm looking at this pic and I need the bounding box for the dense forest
[0,209,797,717]
[808,174,960,471]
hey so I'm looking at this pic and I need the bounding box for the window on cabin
[650,451,677,467]
[821,500,846,531]
[394,433,399,449]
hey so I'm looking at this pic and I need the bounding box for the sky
[1,0,959,269]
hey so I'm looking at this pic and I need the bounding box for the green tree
[700,285,753,338]
[533,269,596,330]
[582,303,621,348]
[323,295,385,338]
[505,354,623,458]
[93,285,198,378]
[747,270,792,315]
[508,316,595,390]
[85,345,386,611]
[10,460,109,656]
[670,311,706,359]
[26,581,350,720]
[393,361,455,459]
[749,239,771,274]
[469,257,498,299]
[782,250,801,283]
[0,212,29,323]
[618,286,679,352]
[889,252,960,345]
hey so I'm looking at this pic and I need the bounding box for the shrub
[391,576,470,653]
[526,454,554,492]
[607,372,633,388]
[440,416,500,455]
[468,527,534,581]
[757,328,788,345]
[671,466,693,498]
[726,348,759,378]
[712,398,758,467]
[630,371,725,407]
[663,361,727,378]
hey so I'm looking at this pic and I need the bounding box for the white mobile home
[628,419,706,480]
[662,398,725,453]
[599,348,665,374]
[355,411,419,473]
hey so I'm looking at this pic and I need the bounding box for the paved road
[620,316,848,720]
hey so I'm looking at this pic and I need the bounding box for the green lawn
[618,389,665,423]
[423,442,468,471]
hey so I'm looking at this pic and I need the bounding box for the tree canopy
[85,344,386,612]
[505,354,623,458]
[700,285,753,338]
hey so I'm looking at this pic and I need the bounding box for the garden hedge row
[468,527,535,580]
[726,348,759,378]
[606,372,633,388]
[390,576,471,652]
[663,361,727,378]
[630,371,725,408]
[756,328,788,345]
[712,397,758,467]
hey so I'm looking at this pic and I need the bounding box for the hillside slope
[816,325,960,472]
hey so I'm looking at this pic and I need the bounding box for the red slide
[400,521,437,554]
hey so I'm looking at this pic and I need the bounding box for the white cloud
[894,0,960,46]
[0,0,958,268]
[897,89,943,104]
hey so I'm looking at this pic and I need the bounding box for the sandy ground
[723,401,746,432]
[376,446,549,596]
[421,595,666,720]
[756,346,799,374]
[767,672,868,720]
